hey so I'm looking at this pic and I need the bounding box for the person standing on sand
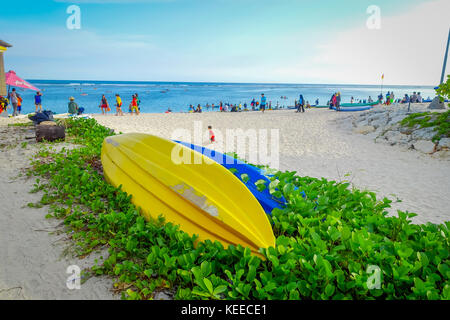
[296,94,305,113]
[16,92,22,114]
[115,94,123,116]
[335,92,341,111]
[34,91,43,113]
[0,95,7,112]
[100,94,109,115]
[208,125,215,143]
[378,93,383,104]
[135,93,141,111]
[330,93,337,107]
[331,93,337,109]
[0,96,8,114]
[8,88,19,116]
[130,94,140,115]
[260,93,266,113]
[385,92,390,105]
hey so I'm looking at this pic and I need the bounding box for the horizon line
[25,78,438,88]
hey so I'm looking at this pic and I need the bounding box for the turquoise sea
[10,80,437,114]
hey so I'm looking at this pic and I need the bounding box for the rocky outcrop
[428,97,446,110]
[333,103,449,158]
[353,125,375,134]
[438,138,450,149]
[413,140,436,154]
[411,127,436,141]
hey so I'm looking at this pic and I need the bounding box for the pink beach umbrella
[5,70,40,92]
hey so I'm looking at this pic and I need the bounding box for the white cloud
[289,0,450,85]
[5,0,450,84]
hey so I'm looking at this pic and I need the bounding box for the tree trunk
[36,124,65,142]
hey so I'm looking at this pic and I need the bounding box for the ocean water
[9,80,436,114]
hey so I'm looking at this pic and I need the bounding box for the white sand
[93,107,450,225]
[0,125,117,300]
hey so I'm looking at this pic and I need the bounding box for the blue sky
[1,0,449,84]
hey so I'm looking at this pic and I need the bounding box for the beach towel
[69,114,92,119]
[29,110,54,124]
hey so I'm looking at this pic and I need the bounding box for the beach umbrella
[5,70,39,92]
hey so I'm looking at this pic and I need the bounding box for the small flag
[382,73,384,80]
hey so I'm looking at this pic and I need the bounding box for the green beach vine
[28,118,449,300]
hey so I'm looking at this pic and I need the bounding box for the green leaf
[325,284,335,297]
[228,168,238,174]
[203,278,213,294]
[282,183,294,195]
[213,285,228,295]
[191,266,203,282]
[417,252,429,268]
[397,247,414,259]
[246,265,257,282]
[241,174,249,183]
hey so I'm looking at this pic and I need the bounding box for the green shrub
[400,110,450,142]
[436,74,450,107]
[29,118,449,300]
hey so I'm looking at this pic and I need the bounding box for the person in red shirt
[208,126,215,143]
[100,94,110,115]
[130,94,140,115]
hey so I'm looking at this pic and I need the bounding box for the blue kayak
[422,99,449,103]
[331,106,373,112]
[174,140,287,215]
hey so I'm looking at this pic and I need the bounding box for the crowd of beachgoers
[182,91,433,114]
[0,88,435,118]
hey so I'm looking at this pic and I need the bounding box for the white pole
[440,28,450,85]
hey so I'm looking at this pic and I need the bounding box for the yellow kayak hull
[101,133,275,255]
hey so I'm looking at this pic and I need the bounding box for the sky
[1,0,449,85]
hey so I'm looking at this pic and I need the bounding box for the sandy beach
[0,125,116,299]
